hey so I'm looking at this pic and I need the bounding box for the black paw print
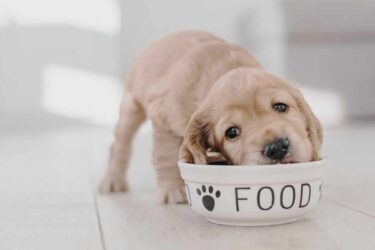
[196,185,221,211]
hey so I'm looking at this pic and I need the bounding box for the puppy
[99,31,323,204]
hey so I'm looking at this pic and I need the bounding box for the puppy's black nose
[263,138,289,160]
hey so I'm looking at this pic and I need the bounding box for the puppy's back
[126,31,224,95]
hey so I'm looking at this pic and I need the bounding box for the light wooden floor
[1,123,375,250]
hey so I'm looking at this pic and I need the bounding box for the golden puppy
[99,31,323,204]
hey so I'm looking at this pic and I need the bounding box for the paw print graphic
[196,185,221,211]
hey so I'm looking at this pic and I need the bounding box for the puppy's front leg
[152,128,187,204]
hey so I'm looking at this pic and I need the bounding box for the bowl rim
[178,159,326,185]
[178,159,325,170]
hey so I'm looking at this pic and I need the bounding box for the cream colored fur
[99,31,323,204]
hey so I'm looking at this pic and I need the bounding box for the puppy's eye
[273,103,288,113]
[225,127,240,139]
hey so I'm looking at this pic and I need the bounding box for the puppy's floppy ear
[294,91,323,161]
[179,109,215,164]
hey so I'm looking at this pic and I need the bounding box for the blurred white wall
[118,0,256,73]
[283,1,375,118]
[0,0,122,123]
[1,0,374,129]
[0,0,258,127]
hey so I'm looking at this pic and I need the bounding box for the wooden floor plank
[2,124,375,249]
[323,125,375,217]
[0,128,107,249]
[96,192,375,250]
[0,205,102,250]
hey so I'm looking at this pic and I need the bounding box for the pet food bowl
[178,160,325,226]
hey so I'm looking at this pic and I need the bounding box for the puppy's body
[100,31,322,203]
[128,31,261,136]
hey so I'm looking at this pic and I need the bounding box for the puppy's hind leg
[99,97,146,193]
[152,128,187,204]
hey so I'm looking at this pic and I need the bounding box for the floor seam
[94,192,107,250]
[326,195,375,220]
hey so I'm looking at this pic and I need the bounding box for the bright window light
[301,87,345,127]
[42,64,122,126]
[0,0,120,35]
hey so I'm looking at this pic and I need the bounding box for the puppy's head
[180,68,322,165]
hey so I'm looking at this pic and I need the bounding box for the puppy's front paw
[158,185,187,204]
[99,174,128,193]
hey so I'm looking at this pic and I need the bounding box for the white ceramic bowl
[178,160,325,226]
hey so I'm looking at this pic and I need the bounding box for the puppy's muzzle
[263,138,289,160]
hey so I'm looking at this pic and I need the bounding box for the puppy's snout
[263,138,289,160]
